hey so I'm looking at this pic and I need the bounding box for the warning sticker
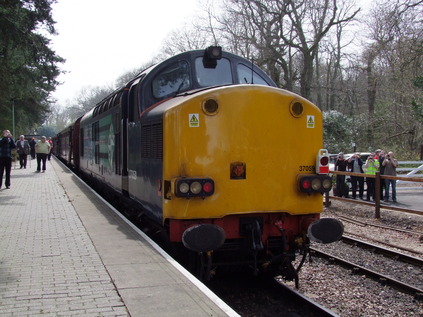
[189,113,200,127]
[307,115,315,128]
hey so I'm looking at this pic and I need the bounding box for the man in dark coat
[0,130,16,189]
[29,137,36,159]
[348,152,364,199]
[16,135,31,168]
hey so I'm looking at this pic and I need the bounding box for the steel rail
[342,231,422,255]
[336,215,423,236]
[341,235,423,267]
[274,279,340,317]
[310,248,423,298]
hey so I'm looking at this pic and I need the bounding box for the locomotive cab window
[152,61,190,99]
[195,57,233,87]
[128,84,138,122]
[237,63,270,85]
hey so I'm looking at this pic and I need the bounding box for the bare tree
[218,0,296,89]
[215,0,359,100]
[43,104,71,133]
[157,6,218,60]
[363,0,423,151]
[315,4,359,112]
[65,85,114,122]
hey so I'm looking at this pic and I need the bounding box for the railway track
[330,213,423,255]
[274,279,340,317]
[310,235,423,298]
[337,214,423,236]
[207,271,341,317]
[341,235,423,267]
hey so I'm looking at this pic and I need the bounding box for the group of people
[334,149,398,203]
[0,130,53,189]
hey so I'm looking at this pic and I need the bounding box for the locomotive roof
[85,47,277,121]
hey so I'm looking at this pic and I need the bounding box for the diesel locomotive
[54,46,343,286]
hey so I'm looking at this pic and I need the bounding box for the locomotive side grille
[141,122,163,159]
[141,125,151,158]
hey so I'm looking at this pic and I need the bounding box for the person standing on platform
[382,151,398,202]
[16,135,31,169]
[348,152,364,199]
[364,153,380,201]
[35,136,51,173]
[377,150,387,199]
[0,130,16,189]
[29,137,36,159]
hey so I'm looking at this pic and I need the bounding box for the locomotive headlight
[179,182,190,194]
[190,181,202,194]
[311,178,321,191]
[205,46,222,59]
[299,175,331,194]
[322,178,332,190]
[174,178,215,198]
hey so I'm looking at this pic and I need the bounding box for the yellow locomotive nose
[162,85,328,220]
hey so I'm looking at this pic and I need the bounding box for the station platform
[0,158,239,317]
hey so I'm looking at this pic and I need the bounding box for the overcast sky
[50,0,200,106]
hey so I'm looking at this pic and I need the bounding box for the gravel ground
[292,199,423,317]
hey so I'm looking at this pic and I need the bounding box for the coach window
[92,121,100,164]
[152,61,190,99]
[237,63,270,85]
[195,57,232,87]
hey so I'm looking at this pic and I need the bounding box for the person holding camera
[348,152,364,199]
[382,151,398,202]
[0,129,16,189]
[335,152,348,197]
[377,150,387,198]
[364,153,380,201]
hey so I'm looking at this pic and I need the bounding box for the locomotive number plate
[299,165,316,172]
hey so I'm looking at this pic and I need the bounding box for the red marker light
[302,179,311,190]
[203,182,214,193]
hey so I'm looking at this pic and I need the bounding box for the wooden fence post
[374,172,381,219]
